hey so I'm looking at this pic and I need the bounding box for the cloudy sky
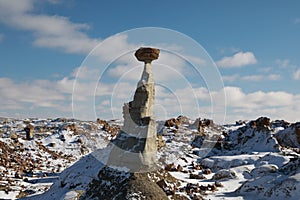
[0,0,299,123]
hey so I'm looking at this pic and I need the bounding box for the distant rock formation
[275,122,300,148]
[107,47,160,172]
[252,116,271,131]
[24,124,34,140]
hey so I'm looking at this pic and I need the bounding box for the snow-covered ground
[0,118,118,199]
[0,117,299,199]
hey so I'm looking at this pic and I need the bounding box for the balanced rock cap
[135,47,160,63]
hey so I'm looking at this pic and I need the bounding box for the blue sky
[0,0,299,123]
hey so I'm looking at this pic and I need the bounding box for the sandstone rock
[208,184,217,192]
[164,117,181,129]
[157,134,166,149]
[250,164,278,177]
[24,124,34,140]
[177,164,183,172]
[96,118,108,126]
[135,47,160,63]
[212,169,236,180]
[107,47,159,172]
[191,118,213,135]
[171,194,190,200]
[67,124,76,132]
[10,132,18,140]
[165,163,176,171]
[215,181,223,187]
[275,122,300,148]
[203,168,212,175]
[176,115,190,125]
[255,117,271,130]
[83,167,169,200]
[192,161,203,170]
[189,173,206,179]
[156,179,168,189]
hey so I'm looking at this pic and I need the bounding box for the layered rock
[24,124,34,140]
[107,47,159,172]
[275,122,300,148]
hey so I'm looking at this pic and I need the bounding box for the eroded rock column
[107,47,159,171]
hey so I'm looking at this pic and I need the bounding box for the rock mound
[275,122,300,148]
[223,117,280,153]
[236,157,300,199]
[82,167,179,200]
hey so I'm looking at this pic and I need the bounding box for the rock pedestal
[24,124,34,140]
[107,47,159,172]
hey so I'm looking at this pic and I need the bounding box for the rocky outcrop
[164,117,181,129]
[24,124,34,140]
[157,134,166,149]
[255,116,271,130]
[107,47,159,172]
[212,169,237,180]
[236,157,300,199]
[275,122,300,148]
[82,167,177,200]
[190,118,213,135]
[222,117,280,153]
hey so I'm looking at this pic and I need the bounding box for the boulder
[250,164,278,177]
[212,169,237,180]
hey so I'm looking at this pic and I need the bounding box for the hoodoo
[107,47,160,171]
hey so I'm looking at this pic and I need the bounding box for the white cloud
[222,74,240,82]
[217,46,240,55]
[217,51,257,68]
[184,55,206,66]
[293,68,300,80]
[294,18,300,24]
[222,74,280,82]
[0,0,33,15]
[242,74,280,81]
[241,75,263,82]
[267,74,281,80]
[1,74,300,124]
[217,87,300,123]
[0,77,71,119]
[258,67,272,73]
[226,87,293,108]
[0,0,101,54]
[276,59,290,68]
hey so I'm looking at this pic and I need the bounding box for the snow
[0,117,299,199]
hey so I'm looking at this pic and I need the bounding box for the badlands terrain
[0,116,299,200]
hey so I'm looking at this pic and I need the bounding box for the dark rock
[255,117,271,130]
[83,167,168,200]
[24,124,34,140]
[177,164,183,172]
[203,168,212,175]
[165,163,176,171]
[189,173,206,179]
